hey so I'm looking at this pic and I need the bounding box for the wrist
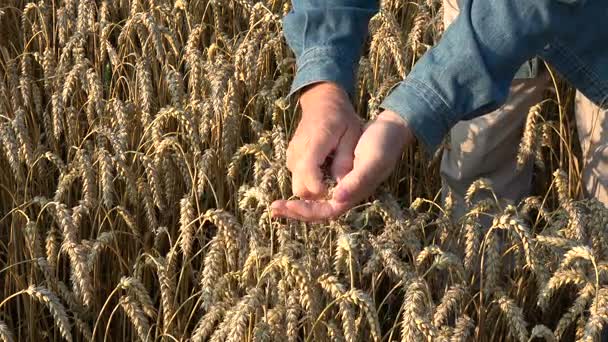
[377,110,416,145]
[299,82,349,107]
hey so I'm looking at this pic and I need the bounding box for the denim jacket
[283,0,608,152]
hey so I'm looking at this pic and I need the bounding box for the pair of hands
[271,82,415,222]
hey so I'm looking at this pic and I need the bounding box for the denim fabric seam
[556,39,608,93]
[550,39,608,103]
[382,77,455,150]
[289,46,358,97]
[296,46,347,70]
[405,77,454,130]
[381,93,430,150]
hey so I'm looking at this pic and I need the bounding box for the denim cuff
[380,78,456,154]
[289,47,357,98]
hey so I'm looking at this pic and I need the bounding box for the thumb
[332,157,382,205]
[301,161,326,196]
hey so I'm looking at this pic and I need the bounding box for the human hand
[271,109,415,222]
[283,82,363,199]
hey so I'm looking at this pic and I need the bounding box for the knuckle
[349,177,363,192]
[287,153,301,172]
[286,158,295,171]
[286,145,295,162]
[294,161,311,174]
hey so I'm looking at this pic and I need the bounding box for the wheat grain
[433,283,467,327]
[179,194,196,261]
[400,279,436,341]
[119,277,156,319]
[0,123,24,182]
[120,295,152,342]
[225,288,264,342]
[554,283,595,339]
[25,285,73,342]
[13,108,34,168]
[482,228,501,294]
[450,315,474,342]
[538,268,588,310]
[465,178,495,207]
[497,292,529,342]
[78,147,97,209]
[192,301,230,342]
[318,274,357,342]
[200,237,225,309]
[141,155,165,210]
[136,56,154,133]
[517,103,543,170]
[286,291,300,342]
[138,178,159,229]
[204,209,241,270]
[529,324,556,342]
[553,170,569,203]
[0,320,14,342]
[581,288,608,342]
[152,256,176,334]
[559,245,595,270]
[97,148,115,207]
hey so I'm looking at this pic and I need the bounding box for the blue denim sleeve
[283,0,378,97]
[380,0,583,152]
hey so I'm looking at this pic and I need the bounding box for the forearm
[381,0,584,152]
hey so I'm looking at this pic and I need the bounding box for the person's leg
[575,92,608,342]
[575,92,608,205]
[440,79,548,218]
[440,0,549,219]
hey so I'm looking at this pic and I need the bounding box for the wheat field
[1,0,607,341]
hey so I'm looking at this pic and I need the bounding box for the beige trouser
[441,0,608,218]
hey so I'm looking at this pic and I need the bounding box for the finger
[271,200,314,221]
[287,139,313,198]
[271,199,349,222]
[333,156,384,205]
[293,132,336,197]
[287,139,323,199]
[271,200,304,220]
[286,140,298,172]
[291,172,313,199]
[303,129,339,192]
[331,126,360,182]
[298,159,326,197]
